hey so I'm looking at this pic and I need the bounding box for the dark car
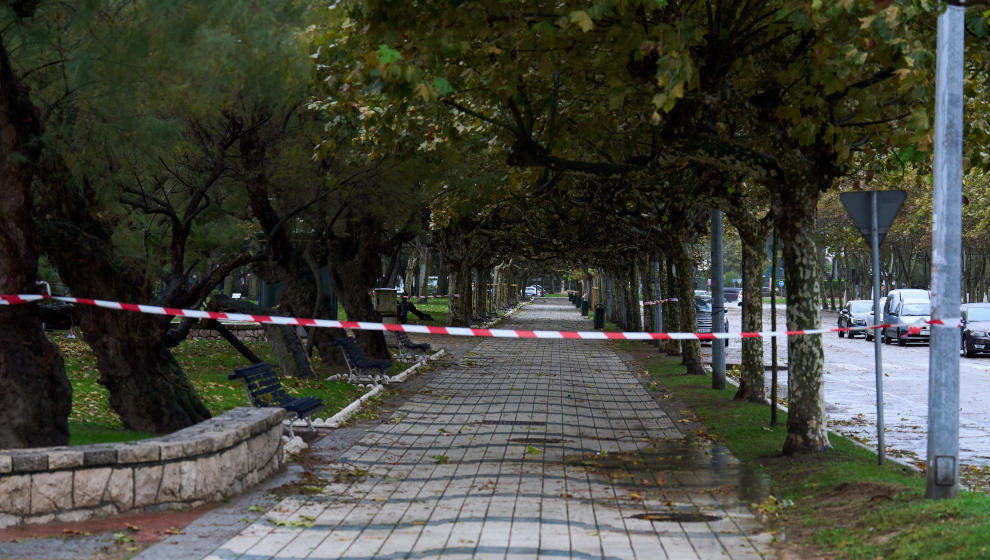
[961,303,990,358]
[695,296,730,346]
[838,300,873,339]
[722,287,742,303]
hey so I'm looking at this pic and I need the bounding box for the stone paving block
[204,299,772,560]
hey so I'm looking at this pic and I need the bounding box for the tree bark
[778,198,830,454]
[0,36,73,448]
[675,242,705,375]
[661,255,681,355]
[627,261,642,331]
[641,254,655,334]
[326,213,390,359]
[735,224,766,402]
[239,128,346,367]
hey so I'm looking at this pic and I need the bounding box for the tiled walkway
[206,299,771,559]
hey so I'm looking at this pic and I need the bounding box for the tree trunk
[418,252,429,297]
[448,262,473,326]
[675,242,705,375]
[778,200,830,454]
[661,255,680,355]
[735,226,766,402]
[37,169,213,435]
[0,37,72,448]
[404,246,417,295]
[641,254,655,334]
[326,218,390,359]
[88,317,213,433]
[239,128,346,366]
[627,261,642,331]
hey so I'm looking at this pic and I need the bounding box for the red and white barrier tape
[0,294,959,340]
[643,298,678,306]
[399,294,449,300]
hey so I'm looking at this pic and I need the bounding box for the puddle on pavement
[509,437,569,444]
[562,436,771,504]
[628,512,723,522]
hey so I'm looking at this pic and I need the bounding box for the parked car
[722,287,742,304]
[881,289,932,346]
[838,300,874,338]
[524,286,539,297]
[695,295,730,346]
[961,303,990,357]
[864,297,887,342]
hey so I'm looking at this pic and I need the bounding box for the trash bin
[594,304,605,329]
[581,299,589,316]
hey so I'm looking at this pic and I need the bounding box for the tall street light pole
[711,209,726,389]
[927,0,964,500]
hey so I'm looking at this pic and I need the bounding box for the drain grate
[629,512,722,522]
[509,437,568,444]
[480,420,547,426]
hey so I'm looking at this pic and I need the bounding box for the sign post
[840,190,906,465]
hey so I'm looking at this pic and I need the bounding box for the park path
[204,299,770,559]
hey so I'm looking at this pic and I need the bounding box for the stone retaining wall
[0,407,284,528]
[189,323,266,341]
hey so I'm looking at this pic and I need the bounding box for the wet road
[708,304,990,467]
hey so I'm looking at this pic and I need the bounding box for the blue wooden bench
[229,362,324,437]
[330,337,392,385]
[393,331,431,360]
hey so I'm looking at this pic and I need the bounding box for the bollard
[594,304,605,329]
[581,299,589,316]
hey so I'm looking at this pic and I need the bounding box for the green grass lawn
[403,297,449,326]
[56,333,382,446]
[333,297,450,326]
[639,353,990,559]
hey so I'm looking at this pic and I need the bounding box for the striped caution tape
[643,298,678,306]
[0,294,959,340]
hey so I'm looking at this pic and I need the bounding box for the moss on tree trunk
[676,242,705,375]
[778,202,830,454]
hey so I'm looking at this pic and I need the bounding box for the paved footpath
[203,299,771,559]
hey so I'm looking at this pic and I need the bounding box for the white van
[881,289,932,346]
